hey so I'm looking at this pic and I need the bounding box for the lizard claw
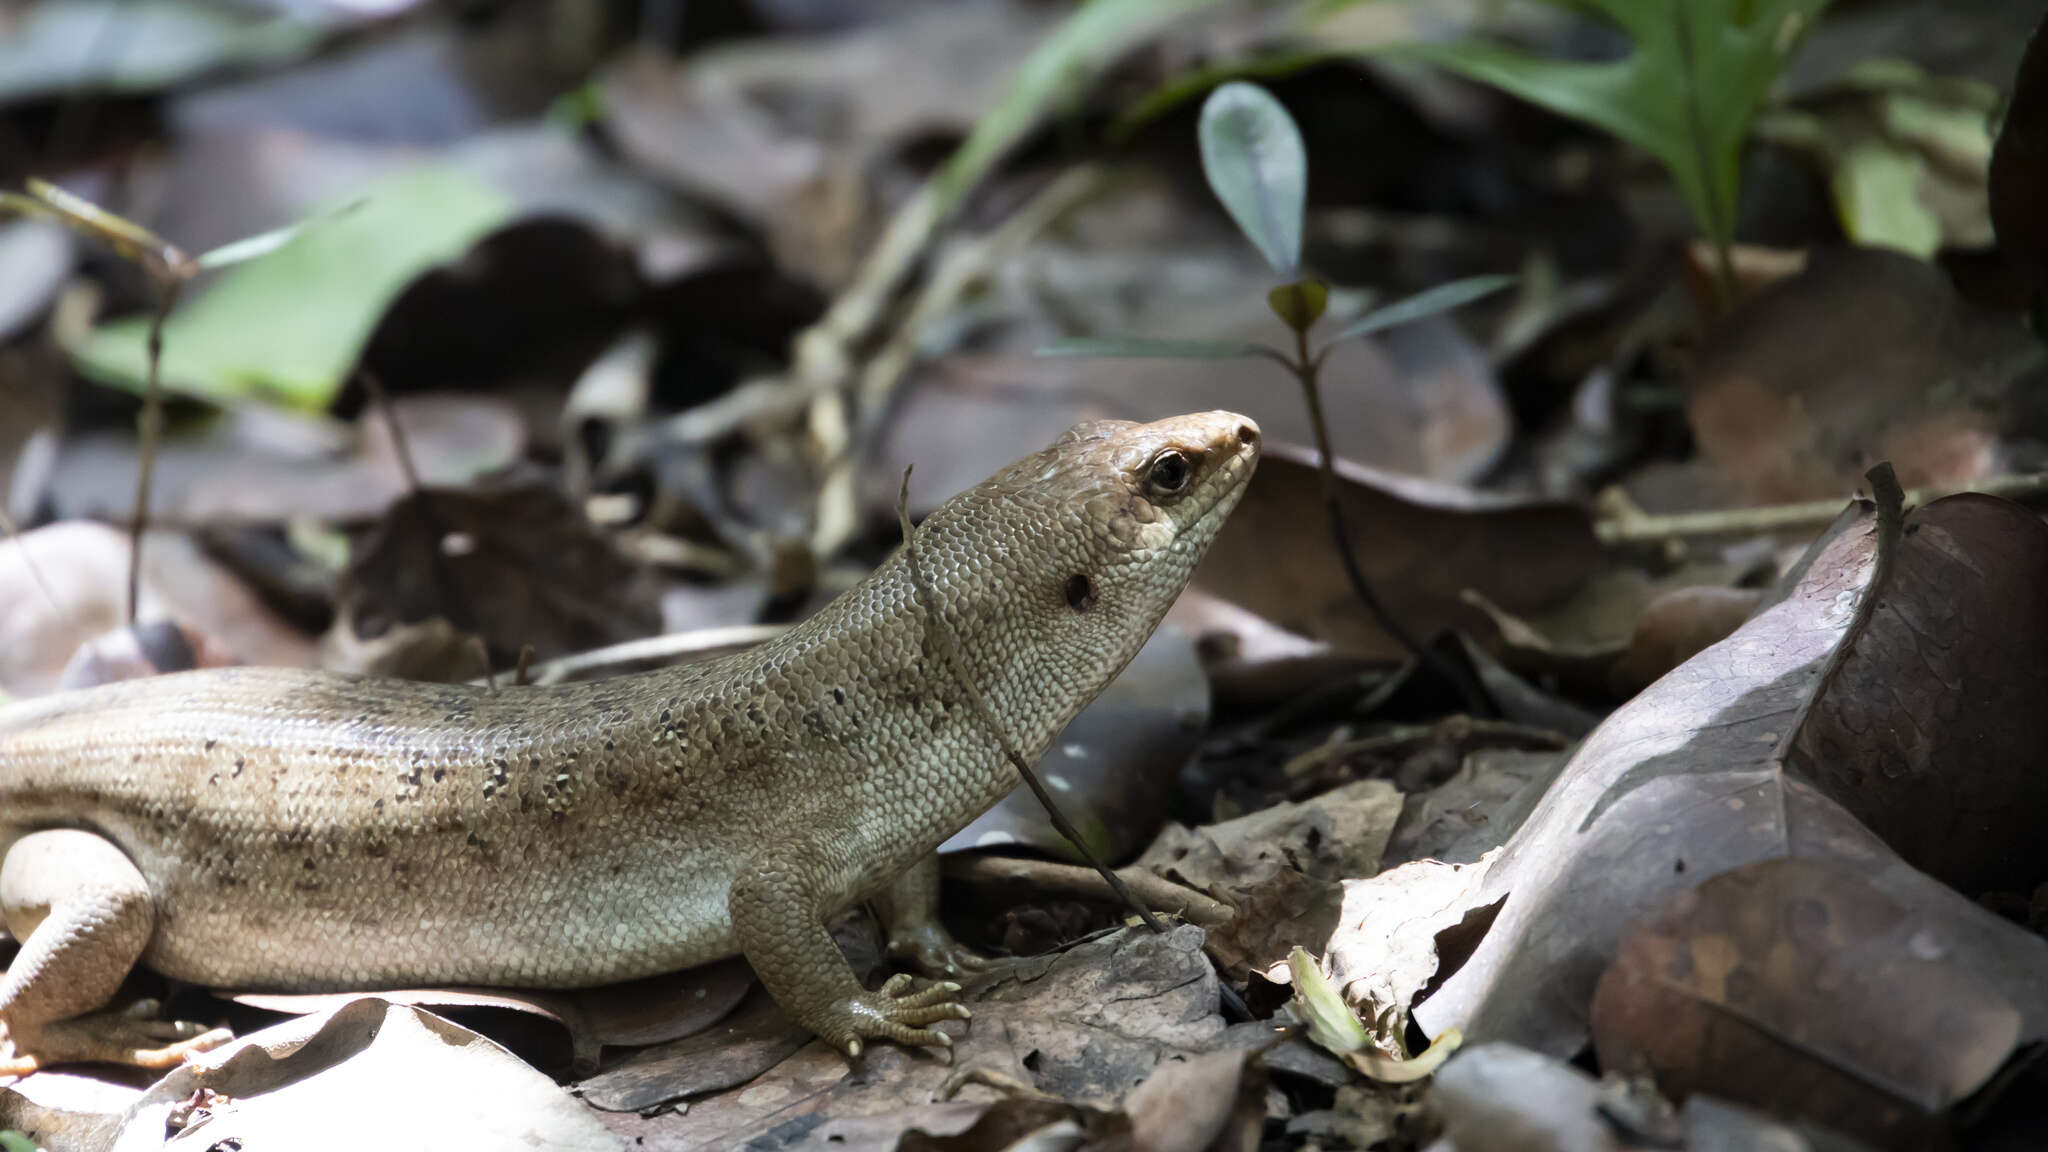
[820,974,972,1056]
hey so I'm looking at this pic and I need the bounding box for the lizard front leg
[0,830,230,1076]
[876,854,999,980]
[730,851,969,1057]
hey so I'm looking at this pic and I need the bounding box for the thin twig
[1286,327,1496,717]
[1281,717,1572,780]
[893,468,1167,935]
[358,365,496,664]
[1596,471,2048,545]
[0,509,65,622]
[356,368,423,494]
[942,854,1236,929]
[472,636,498,691]
[126,278,183,627]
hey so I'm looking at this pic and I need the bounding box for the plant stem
[1675,7,1737,307]
[126,278,182,627]
[1286,325,1495,718]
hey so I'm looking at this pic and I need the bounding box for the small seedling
[1044,81,1511,712]
[1,182,354,623]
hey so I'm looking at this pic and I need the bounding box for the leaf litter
[9,1,2048,1148]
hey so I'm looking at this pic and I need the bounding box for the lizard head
[911,410,1260,747]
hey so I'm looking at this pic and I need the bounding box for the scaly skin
[0,411,1259,1067]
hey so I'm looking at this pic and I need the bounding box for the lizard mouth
[1177,418,1261,550]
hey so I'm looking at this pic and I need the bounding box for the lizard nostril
[1235,423,1258,450]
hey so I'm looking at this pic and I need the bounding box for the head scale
[909,410,1260,752]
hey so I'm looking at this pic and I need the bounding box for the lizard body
[0,411,1258,1068]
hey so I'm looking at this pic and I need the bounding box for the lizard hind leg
[0,829,230,1076]
[876,854,1004,979]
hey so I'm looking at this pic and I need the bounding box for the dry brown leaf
[48,395,525,525]
[897,1098,1123,1151]
[1325,853,1498,1031]
[1124,1049,1265,1152]
[596,927,1225,1150]
[0,523,313,698]
[1138,779,1403,982]
[1791,494,2048,892]
[1591,856,2019,1149]
[1687,248,2035,504]
[1605,586,1762,698]
[578,987,812,1114]
[1194,447,1603,660]
[234,956,756,1079]
[1376,496,2048,1057]
[1384,748,1571,868]
[333,477,662,670]
[2,1000,619,1152]
[1283,1083,1413,1150]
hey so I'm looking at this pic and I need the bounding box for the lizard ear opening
[1064,573,1096,612]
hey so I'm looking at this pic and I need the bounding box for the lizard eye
[1146,450,1192,496]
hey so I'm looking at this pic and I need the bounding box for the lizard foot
[827,974,972,1058]
[888,921,1009,980]
[2,1005,232,1076]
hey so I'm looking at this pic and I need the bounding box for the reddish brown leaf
[1194,446,1603,659]
[1592,857,2020,1149]
[1794,494,2048,892]
[1687,249,2032,504]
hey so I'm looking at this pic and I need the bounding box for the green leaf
[1325,274,1516,345]
[71,167,512,410]
[0,1131,39,1152]
[1833,143,1940,258]
[1199,82,1308,275]
[1373,0,1837,251]
[1038,337,1287,363]
[1287,947,1374,1056]
[1880,91,1993,170]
